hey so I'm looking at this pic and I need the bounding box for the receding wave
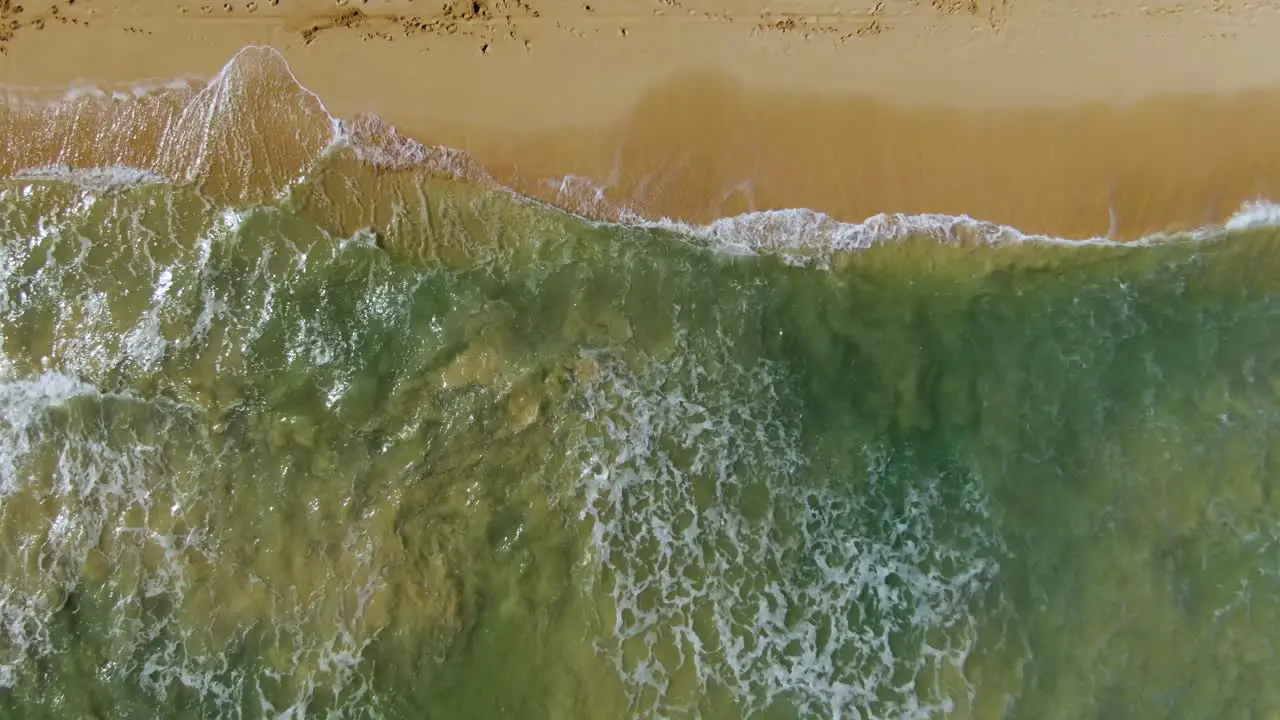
[3,45,1280,720]
[5,45,1277,257]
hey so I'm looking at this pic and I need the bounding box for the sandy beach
[9,3,1280,718]
[5,0,1280,237]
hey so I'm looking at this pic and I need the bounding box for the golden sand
[4,0,1280,238]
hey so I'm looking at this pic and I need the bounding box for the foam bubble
[1224,199,1280,231]
[539,174,630,220]
[641,209,1112,267]
[9,165,172,191]
[625,198,1280,266]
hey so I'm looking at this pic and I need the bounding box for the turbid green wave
[2,146,1280,720]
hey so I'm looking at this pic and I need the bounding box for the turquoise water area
[2,118,1280,718]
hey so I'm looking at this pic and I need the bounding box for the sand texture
[4,0,1280,237]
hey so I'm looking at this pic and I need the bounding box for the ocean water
[2,48,1280,720]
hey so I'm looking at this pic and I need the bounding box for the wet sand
[4,0,1280,237]
[437,80,1280,239]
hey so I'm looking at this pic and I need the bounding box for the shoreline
[446,80,1280,240]
[5,0,1280,239]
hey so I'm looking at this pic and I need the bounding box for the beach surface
[4,0,1280,237]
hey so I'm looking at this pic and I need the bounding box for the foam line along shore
[5,46,1280,250]
[5,0,1280,238]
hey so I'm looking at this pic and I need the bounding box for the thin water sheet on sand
[1,46,1280,720]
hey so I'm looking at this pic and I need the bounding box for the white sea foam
[573,340,1004,719]
[0,372,108,493]
[0,77,202,109]
[11,154,1277,258]
[0,372,383,712]
[0,204,394,716]
[637,198,1280,266]
[0,371,190,688]
[1224,199,1280,231]
[9,165,172,191]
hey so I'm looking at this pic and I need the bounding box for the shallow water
[3,49,1280,720]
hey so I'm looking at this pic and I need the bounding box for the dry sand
[4,0,1280,238]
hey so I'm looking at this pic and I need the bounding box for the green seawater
[1,160,1279,720]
